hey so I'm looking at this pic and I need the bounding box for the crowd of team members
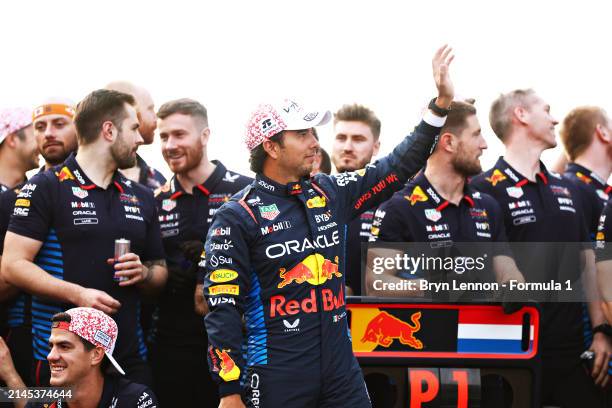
[0,46,610,407]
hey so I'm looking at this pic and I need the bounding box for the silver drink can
[114,238,131,282]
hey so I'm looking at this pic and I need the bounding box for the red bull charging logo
[215,349,241,381]
[361,311,423,349]
[277,254,341,288]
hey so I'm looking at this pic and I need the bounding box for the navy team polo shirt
[7,153,165,364]
[154,161,251,349]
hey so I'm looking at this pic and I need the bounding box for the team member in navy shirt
[330,103,382,296]
[151,98,251,406]
[596,200,612,324]
[1,89,167,388]
[369,101,523,298]
[471,89,610,406]
[559,106,612,240]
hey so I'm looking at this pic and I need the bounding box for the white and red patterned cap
[244,99,331,151]
[53,307,125,375]
[0,108,32,145]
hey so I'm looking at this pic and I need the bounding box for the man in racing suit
[202,46,455,408]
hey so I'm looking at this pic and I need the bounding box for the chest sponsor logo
[334,172,358,187]
[212,226,231,236]
[13,207,29,216]
[277,254,341,288]
[72,170,87,185]
[258,179,275,191]
[259,204,280,221]
[159,213,179,222]
[208,284,239,295]
[550,185,571,197]
[513,215,537,225]
[209,297,236,306]
[162,199,176,212]
[283,318,300,333]
[270,286,345,318]
[56,166,75,182]
[210,239,234,251]
[124,206,141,214]
[223,172,240,183]
[426,187,441,204]
[424,208,442,222]
[557,197,574,206]
[318,222,337,232]
[15,198,30,207]
[306,196,326,208]
[261,220,291,235]
[471,191,481,199]
[209,254,233,267]
[74,218,98,225]
[469,208,488,220]
[210,269,238,283]
[486,169,507,186]
[598,216,606,231]
[265,230,339,259]
[71,201,95,208]
[508,200,531,209]
[426,224,449,232]
[506,186,523,198]
[120,193,140,204]
[406,186,428,205]
[475,222,489,230]
[315,211,332,223]
[209,194,231,204]
[503,168,520,183]
[576,171,592,184]
[247,196,262,206]
[72,187,88,199]
[596,189,609,202]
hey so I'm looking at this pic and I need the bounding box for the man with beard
[202,46,454,408]
[1,89,168,388]
[368,102,523,300]
[0,108,38,388]
[330,104,382,296]
[32,98,78,170]
[106,81,166,190]
[470,90,610,406]
[152,98,250,406]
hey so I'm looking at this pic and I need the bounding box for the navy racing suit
[202,117,443,407]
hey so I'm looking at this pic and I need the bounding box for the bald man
[106,81,166,190]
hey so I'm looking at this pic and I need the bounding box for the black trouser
[541,355,605,407]
[152,344,219,407]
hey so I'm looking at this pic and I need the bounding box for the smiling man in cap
[201,46,455,407]
[21,307,158,407]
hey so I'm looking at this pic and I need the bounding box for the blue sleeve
[7,173,55,242]
[202,204,253,397]
[314,120,441,223]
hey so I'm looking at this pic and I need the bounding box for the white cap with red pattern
[244,99,331,151]
[0,108,32,145]
[53,307,125,375]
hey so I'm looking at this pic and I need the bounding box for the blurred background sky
[2,0,611,179]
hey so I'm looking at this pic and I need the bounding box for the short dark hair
[157,98,208,127]
[334,104,381,140]
[440,101,477,136]
[249,132,284,174]
[74,89,136,145]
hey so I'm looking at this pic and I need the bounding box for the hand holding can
[114,239,131,282]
